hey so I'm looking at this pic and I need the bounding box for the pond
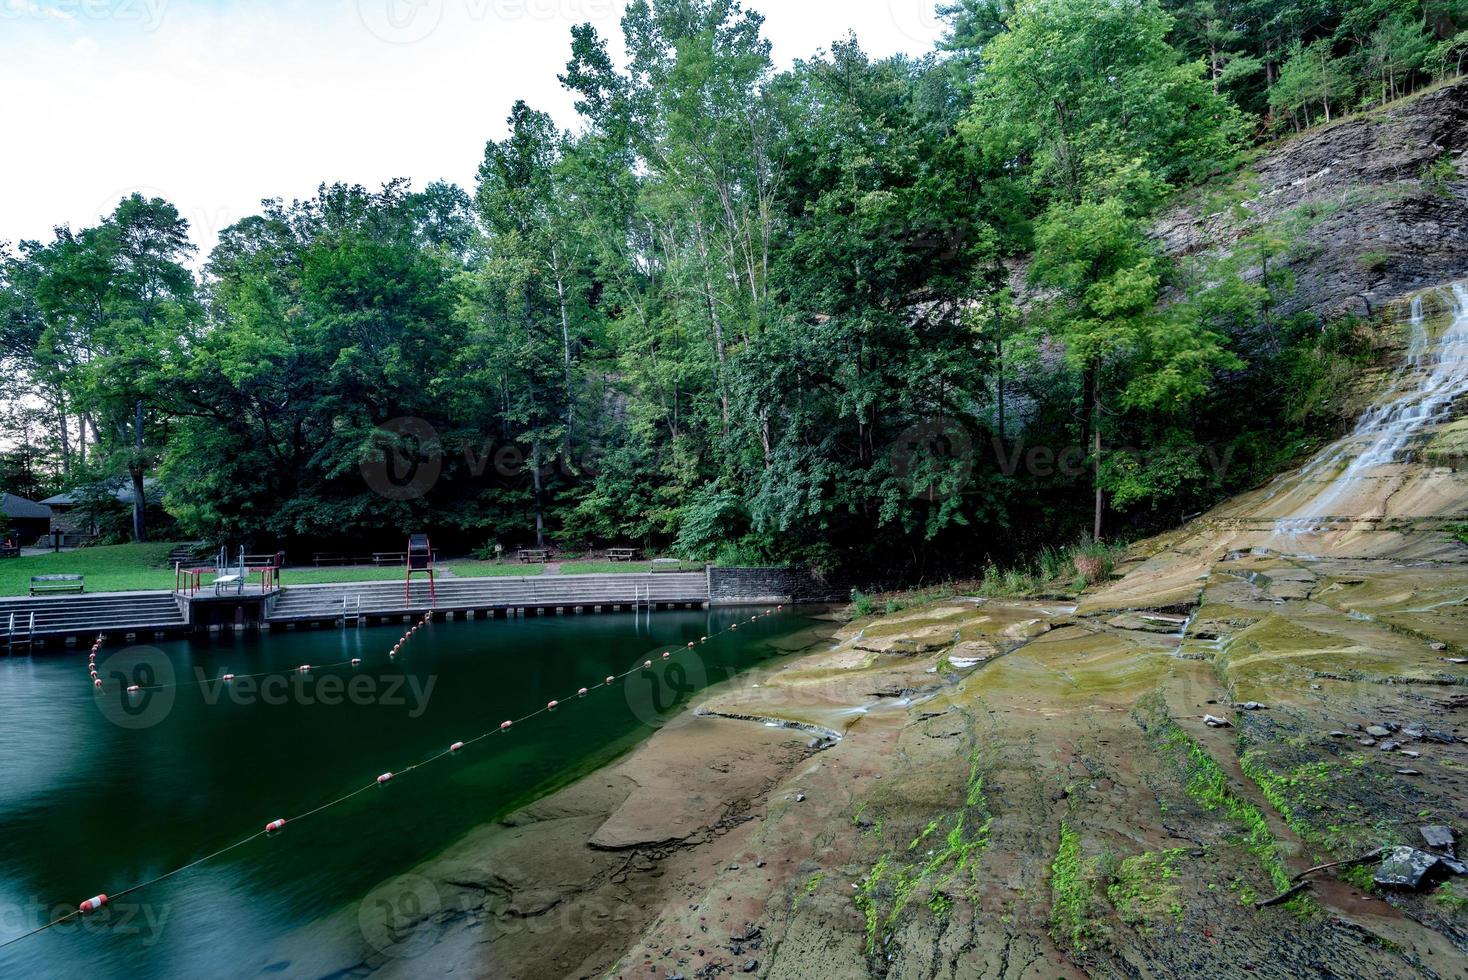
[0,606,824,978]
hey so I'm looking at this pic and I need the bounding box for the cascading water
[1273,282,1468,539]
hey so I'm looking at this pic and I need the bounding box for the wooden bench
[518,549,550,564]
[373,552,407,566]
[30,574,83,596]
[607,548,640,562]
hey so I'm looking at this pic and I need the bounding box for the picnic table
[607,547,640,562]
[30,574,84,595]
[518,549,550,564]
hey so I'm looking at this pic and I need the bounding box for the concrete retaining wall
[707,566,853,605]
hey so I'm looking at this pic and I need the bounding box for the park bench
[518,549,550,564]
[607,547,640,562]
[373,552,406,566]
[30,574,84,595]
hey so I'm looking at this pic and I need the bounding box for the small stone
[1429,642,1446,651]
[1239,701,1266,710]
[1420,826,1457,853]
[1311,684,1322,690]
[728,863,740,870]
[1397,769,1422,776]
[1447,657,1468,665]
[1379,741,1401,752]
[1358,737,1377,747]
[1328,731,1349,738]
[742,961,759,974]
[756,860,766,868]
[1366,725,1392,737]
[794,793,806,803]
[1400,750,1421,758]
[1375,846,1444,888]
[1204,714,1231,728]
[1348,723,1364,731]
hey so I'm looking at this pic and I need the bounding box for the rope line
[5,606,785,954]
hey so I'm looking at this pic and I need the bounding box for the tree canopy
[3,0,1451,573]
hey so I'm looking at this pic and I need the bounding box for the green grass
[1147,713,1296,906]
[0,547,701,596]
[0,541,185,595]
[439,561,546,579]
[1107,849,1187,928]
[853,744,993,954]
[557,560,703,574]
[1050,823,1101,949]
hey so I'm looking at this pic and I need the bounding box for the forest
[2,0,1465,574]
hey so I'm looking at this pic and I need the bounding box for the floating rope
[7,605,786,953]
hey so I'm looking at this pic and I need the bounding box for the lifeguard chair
[405,533,435,605]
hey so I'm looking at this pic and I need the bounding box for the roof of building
[40,478,158,507]
[1,492,52,520]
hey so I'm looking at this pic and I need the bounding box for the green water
[0,606,821,978]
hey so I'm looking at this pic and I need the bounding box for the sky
[0,0,948,261]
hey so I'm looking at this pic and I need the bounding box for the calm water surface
[0,606,822,978]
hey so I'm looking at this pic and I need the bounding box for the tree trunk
[131,400,148,542]
[995,334,1006,440]
[1092,372,1103,542]
[57,393,71,479]
[551,245,575,447]
[531,445,546,549]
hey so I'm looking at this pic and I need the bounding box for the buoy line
[4,605,787,955]
[88,620,431,694]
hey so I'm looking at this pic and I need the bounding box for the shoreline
[259,613,847,978]
[261,560,1468,979]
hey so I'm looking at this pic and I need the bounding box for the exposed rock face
[1155,80,1468,321]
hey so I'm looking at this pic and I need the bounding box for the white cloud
[0,0,946,261]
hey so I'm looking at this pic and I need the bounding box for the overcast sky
[0,0,947,260]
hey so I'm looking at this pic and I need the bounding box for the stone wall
[707,566,855,605]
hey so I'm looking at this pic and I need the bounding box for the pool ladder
[4,611,35,653]
[342,595,361,627]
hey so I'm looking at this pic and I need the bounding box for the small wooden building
[1,492,52,546]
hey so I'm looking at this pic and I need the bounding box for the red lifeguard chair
[405,533,435,605]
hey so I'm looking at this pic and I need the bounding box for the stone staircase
[0,591,187,646]
[267,572,710,624]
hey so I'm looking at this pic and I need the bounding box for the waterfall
[1273,282,1468,539]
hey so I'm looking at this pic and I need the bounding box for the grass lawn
[0,545,701,596]
[558,560,703,574]
[279,567,415,586]
[440,561,545,578]
[0,542,184,596]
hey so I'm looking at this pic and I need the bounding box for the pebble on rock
[1204,714,1231,728]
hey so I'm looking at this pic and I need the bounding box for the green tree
[970,0,1245,206]
[1029,198,1240,538]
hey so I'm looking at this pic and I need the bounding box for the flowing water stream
[1271,281,1468,539]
